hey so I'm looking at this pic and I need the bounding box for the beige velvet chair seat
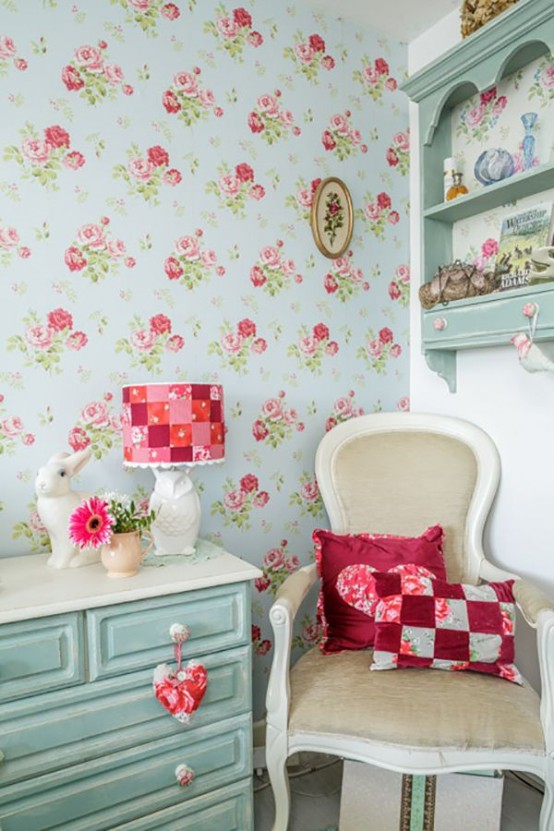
[289,648,545,754]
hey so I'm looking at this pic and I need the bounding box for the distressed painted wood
[0,613,84,704]
[0,548,261,626]
[109,779,253,831]
[0,549,259,830]
[423,278,554,351]
[0,645,251,787]
[401,0,554,391]
[87,582,249,680]
[403,0,554,146]
[0,713,251,830]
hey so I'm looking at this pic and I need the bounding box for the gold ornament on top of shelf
[460,0,519,39]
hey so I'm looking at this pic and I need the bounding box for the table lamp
[122,382,225,556]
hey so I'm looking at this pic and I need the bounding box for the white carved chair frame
[265,413,554,831]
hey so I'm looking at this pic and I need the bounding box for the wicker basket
[460,0,519,38]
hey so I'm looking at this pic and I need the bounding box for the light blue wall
[0,0,409,713]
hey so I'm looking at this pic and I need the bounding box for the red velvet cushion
[368,573,522,684]
[314,526,447,653]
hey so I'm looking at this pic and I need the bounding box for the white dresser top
[0,546,262,624]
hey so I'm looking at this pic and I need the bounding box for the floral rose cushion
[338,568,522,683]
[336,562,436,618]
[313,526,447,654]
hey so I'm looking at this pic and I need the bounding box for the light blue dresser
[0,546,261,830]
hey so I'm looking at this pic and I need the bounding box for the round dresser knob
[433,318,447,331]
[170,623,190,644]
[175,763,195,787]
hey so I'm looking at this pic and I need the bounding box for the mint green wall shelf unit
[402,0,554,392]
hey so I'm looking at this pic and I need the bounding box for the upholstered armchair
[265,413,554,830]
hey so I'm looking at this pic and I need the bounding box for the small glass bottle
[446,172,469,201]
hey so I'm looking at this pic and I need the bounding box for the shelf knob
[433,318,448,331]
[522,302,538,319]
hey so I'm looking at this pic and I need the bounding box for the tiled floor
[254,755,543,831]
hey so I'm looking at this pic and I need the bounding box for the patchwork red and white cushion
[338,569,522,684]
[314,526,446,653]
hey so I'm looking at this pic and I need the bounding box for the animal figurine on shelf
[35,446,101,569]
[528,247,554,284]
[419,260,499,309]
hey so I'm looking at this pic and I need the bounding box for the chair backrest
[314,412,500,584]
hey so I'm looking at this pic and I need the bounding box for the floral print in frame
[310,177,353,259]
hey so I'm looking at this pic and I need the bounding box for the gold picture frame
[310,177,353,259]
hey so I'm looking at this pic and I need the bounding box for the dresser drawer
[0,713,252,831]
[0,645,251,786]
[100,779,252,831]
[0,613,84,704]
[86,583,249,680]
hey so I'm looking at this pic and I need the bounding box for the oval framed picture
[310,177,353,259]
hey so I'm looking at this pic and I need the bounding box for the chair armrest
[479,561,554,751]
[513,580,554,628]
[274,562,318,616]
[265,564,318,733]
[508,579,554,751]
[479,561,554,627]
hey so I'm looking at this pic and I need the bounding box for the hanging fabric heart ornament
[153,623,208,724]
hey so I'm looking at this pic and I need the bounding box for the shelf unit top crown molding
[402,0,554,147]
[402,0,553,104]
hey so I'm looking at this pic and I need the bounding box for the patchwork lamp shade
[122,382,225,556]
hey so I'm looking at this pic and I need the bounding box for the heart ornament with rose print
[153,660,208,724]
[152,623,207,724]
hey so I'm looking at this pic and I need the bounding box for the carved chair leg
[266,724,291,831]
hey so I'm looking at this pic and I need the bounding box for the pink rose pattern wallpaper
[0,0,409,716]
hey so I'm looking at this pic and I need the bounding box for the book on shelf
[495,202,554,291]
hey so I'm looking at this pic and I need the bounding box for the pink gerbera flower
[69,496,113,549]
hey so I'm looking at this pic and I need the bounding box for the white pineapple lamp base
[148,468,201,557]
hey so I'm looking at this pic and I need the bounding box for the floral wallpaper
[451,54,554,272]
[0,0,409,716]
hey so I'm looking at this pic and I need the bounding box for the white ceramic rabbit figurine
[35,447,101,569]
